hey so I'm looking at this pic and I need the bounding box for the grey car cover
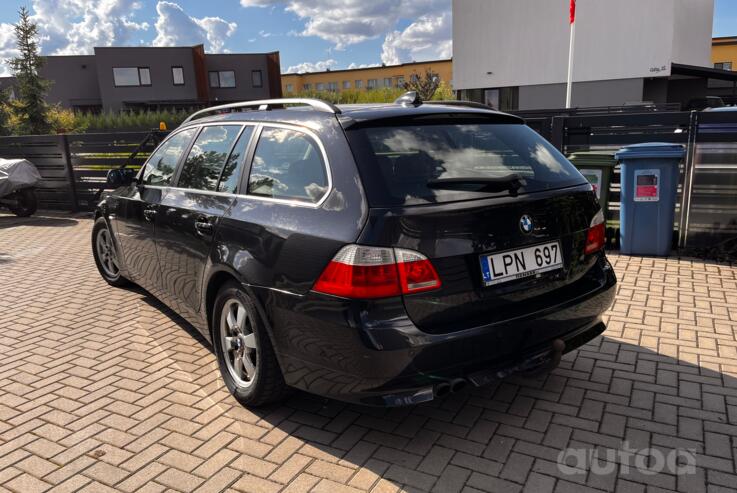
[0,159,42,197]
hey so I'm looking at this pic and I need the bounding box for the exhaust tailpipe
[450,378,467,393]
[434,382,451,398]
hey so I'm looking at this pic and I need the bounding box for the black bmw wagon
[92,94,616,407]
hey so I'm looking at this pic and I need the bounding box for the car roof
[179,100,523,131]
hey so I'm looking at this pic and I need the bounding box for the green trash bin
[567,151,616,215]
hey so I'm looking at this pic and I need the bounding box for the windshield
[346,123,587,206]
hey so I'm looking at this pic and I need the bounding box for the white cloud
[0,0,149,75]
[381,11,452,65]
[348,62,381,69]
[240,0,451,54]
[285,58,337,74]
[0,23,18,76]
[32,0,148,55]
[153,1,237,52]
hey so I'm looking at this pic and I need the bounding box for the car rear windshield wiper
[427,174,526,194]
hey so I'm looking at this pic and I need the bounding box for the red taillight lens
[395,248,442,294]
[584,210,606,255]
[313,245,441,299]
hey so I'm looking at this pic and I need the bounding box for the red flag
[570,0,576,24]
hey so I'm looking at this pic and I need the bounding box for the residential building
[453,0,737,110]
[281,59,452,94]
[712,37,736,71]
[0,45,282,112]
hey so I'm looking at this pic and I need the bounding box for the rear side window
[247,127,328,204]
[142,128,197,186]
[178,125,241,191]
[346,123,586,206]
[218,126,253,193]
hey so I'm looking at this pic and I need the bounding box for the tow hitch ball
[549,338,566,370]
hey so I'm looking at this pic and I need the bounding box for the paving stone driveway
[1,212,736,493]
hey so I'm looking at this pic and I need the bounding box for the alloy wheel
[220,298,258,388]
[96,228,120,278]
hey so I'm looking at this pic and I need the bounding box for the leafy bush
[74,108,190,133]
[285,82,456,105]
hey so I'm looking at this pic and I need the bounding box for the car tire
[92,217,130,287]
[9,188,37,217]
[213,281,289,407]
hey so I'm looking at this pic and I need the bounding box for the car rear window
[346,123,586,206]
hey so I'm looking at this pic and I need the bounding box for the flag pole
[565,0,576,108]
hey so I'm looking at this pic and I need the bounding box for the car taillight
[584,209,606,255]
[313,245,441,299]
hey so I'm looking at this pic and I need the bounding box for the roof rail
[425,100,493,110]
[182,98,341,124]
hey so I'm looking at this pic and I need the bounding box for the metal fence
[1,110,736,250]
[0,131,166,212]
[518,110,737,250]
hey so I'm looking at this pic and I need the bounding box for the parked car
[0,158,40,217]
[92,93,617,407]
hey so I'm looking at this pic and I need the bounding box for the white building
[453,0,722,110]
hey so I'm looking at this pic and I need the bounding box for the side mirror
[106,168,136,188]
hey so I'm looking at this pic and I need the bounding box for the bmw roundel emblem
[519,215,534,234]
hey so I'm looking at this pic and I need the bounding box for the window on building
[355,80,363,89]
[178,125,242,192]
[367,79,378,90]
[410,74,419,83]
[172,66,184,86]
[342,81,351,90]
[113,67,151,87]
[303,83,312,90]
[383,78,392,88]
[715,62,733,71]
[327,82,338,92]
[209,70,236,88]
[316,82,325,91]
[286,83,294,93]
[252,70,263,87]
[248,127,328,204]
[483,87,519,111]
[396,76,405,88]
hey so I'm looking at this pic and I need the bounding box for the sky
[0,0,733,77]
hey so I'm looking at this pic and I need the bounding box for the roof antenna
[394,91,422,107]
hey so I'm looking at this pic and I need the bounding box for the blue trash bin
[615,143,685,256]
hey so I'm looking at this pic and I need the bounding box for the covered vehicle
[0,159,41,217]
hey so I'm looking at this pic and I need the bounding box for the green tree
[7,6,51,135]
[403,69,441,101]
[0,89,13,136]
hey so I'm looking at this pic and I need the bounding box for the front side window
[113,67,151,87]
[178,125,242,192]
[252,70,263,87]
[172,66,184,85]
[142,128,197,186]
[347,122,586,206]
[209,70,236,88]
[248,127,328,204]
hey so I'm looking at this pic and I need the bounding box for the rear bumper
[255,256,617,406]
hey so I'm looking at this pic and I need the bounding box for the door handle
[194,218,214,235]
[143,209,157,221]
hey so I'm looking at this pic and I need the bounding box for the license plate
[480,241,563,286]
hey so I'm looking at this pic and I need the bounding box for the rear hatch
[345,116,603,336]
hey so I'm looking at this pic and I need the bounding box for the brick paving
[1,211,737,493]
